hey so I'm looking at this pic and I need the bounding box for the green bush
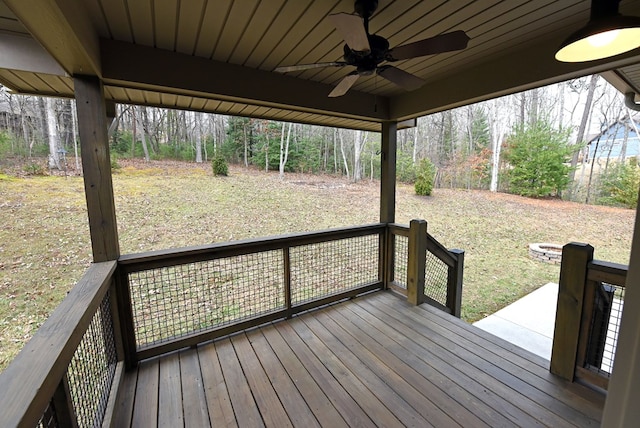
[396,152,417,183]
[598,159,640,208]
[502,121,573,197]
[110,154,121,171]
[23,161,46,176]
[414,158,436,196]
[212,155,228,176]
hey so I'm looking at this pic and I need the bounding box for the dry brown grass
[0,159,635,370]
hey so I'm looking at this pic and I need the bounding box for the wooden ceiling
[3,0,640,131]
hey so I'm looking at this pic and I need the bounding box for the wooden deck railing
[551,242,628,391]
[388,220,465,317]
[0,221,463,427]
[0,261,121,427]
[117,224,387,364]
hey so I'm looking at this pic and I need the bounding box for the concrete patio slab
[473,282,558,360]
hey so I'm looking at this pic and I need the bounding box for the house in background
[586,113,640,162]
[1,0,640,426]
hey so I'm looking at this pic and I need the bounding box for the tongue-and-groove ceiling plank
[4,1,640,132]
[154,0,179,52]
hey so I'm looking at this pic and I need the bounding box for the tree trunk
[195,112,203,163]
[353,130,368,182]
[136,107,150,162]
[339,129,350,179]
[279,122,292,178]
[412,126,419,163]
[71,100,80,172]
[44,97,60,169]
[333,128,338,173]
[489,131,502,192]
[586,137,601,204]
[244,122,250,168]
[568,74,598,196]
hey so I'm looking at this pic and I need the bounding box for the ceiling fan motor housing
[343,34,389,74]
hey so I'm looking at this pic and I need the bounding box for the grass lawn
[0,159,635,370]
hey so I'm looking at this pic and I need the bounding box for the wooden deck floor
[113,291,605,427]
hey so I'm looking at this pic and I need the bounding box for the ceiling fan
[274,0,470,97]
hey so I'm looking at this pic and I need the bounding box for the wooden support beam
[4,0,101,76]
[380,122,397,291]
[74,75,120,262]
[100,39,388,123]
[602,193,640,426]
[380,121,397,224]
[407,220,427,306]
[550,242,594,381]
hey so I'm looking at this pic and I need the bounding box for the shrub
[502,121,573,197]
[23,161,46,176]
[212,155,228,176]
[414,158,436,196]
[396,152,417,183]
[110,154,121,171]
[598,159,640,208]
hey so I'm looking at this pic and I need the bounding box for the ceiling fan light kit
[556,0,640,62]
[274,0,469,97]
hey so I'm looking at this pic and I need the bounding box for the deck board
[115,291,604,427]
[158,352,183,428]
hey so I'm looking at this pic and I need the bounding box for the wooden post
[51,374,78,428]
[116,270,138,369]
[550,242,594,381]
[380,121,397,224]
[447,249,465,317]
[74,76,132,369]
[74,75,120,262]
[407,220,427,305]
[284,247,292,317]
[380,121,397,291]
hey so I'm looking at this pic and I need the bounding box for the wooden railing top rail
[387,223,410,237]
[119,223,385,272]
[388,223,457,267]
[587,260,628,287]
[0,261,117,428]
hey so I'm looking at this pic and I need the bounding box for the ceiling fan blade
[387,30,470,61]
[328,13,371,52]
[329,73,360,97]
[274,62,346,73]
[377,66,424,91]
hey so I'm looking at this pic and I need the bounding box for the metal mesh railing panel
[393,234,408,289]
[129,251,285,347]
[424,251,449,306]
[584,282,625,376]
[37,401,58,428]
[66,290,118,428]
[290,234,380,304]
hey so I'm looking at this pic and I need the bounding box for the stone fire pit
[529,243,563,264]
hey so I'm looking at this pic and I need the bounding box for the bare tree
[338,129,350,179]
[134,106,150,161]
[279,121,292,178]
[567,74,598,198]
[43,97,60,169]
[352,129,368,182]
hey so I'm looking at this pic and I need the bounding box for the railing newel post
[284,246,292,318]
[551,242,594,381]
[447,249,464,317]
[116,265,138,369]
[407,219,427,305]
[52,373,78,428]
[382,224,394,290]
